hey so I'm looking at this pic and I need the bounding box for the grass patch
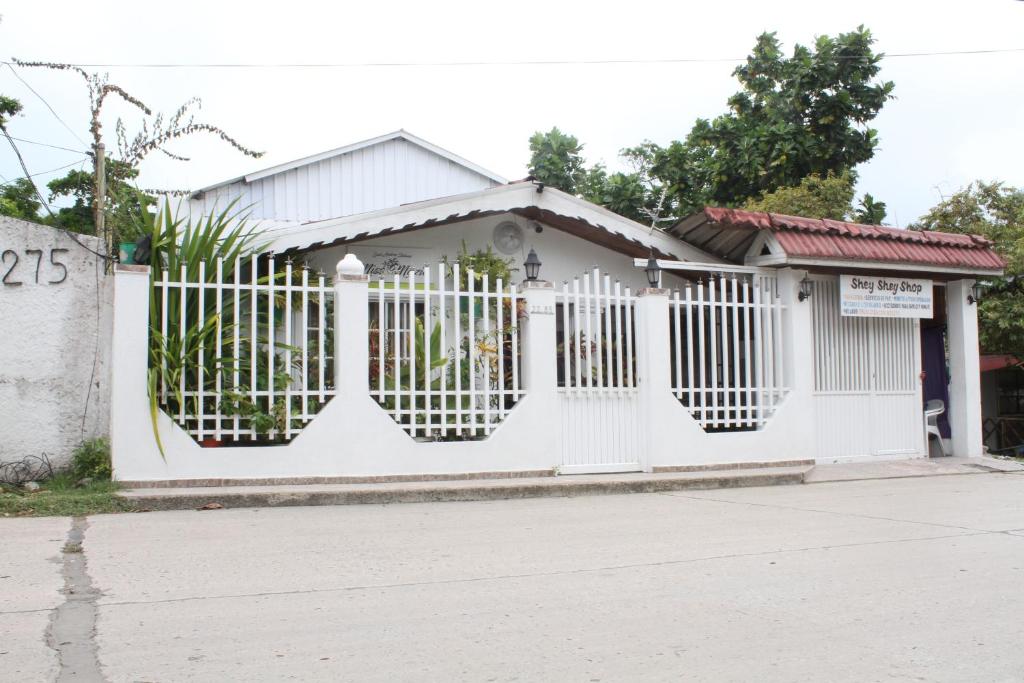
[0,474,137,517]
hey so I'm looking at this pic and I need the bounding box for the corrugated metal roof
[680,207,1006,272]
[264,184,721,265]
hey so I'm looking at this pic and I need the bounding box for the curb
[118,468,810,511]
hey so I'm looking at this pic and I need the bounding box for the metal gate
[811,277,924,460]
[555,268,643,474]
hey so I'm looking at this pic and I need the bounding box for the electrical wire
[0,157,91,187]
[0,127,112,260]
[4,63,89,148]
[5,135,87,154]
[5,47,1021,69]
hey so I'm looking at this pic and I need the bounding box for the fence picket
[152,251,337,442]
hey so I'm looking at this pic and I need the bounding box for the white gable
[186,131,505,224]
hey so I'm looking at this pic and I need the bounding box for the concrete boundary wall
[0,218,112,468]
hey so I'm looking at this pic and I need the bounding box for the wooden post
[94,142,108,271]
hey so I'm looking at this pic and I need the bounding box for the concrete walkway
[7,472,1024,681]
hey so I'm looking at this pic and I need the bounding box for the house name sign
[839,274,933,318]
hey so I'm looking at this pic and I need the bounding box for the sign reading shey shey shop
[839,274,933,318]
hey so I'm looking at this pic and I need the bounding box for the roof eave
[749,253,1005,278]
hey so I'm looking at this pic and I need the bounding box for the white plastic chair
[924,399,948,457]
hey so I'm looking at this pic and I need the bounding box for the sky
[2,0,1023,227]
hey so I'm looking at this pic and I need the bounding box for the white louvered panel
[814,394,874,458]
[558,393,642,474]
[811,276,924,459]
[189,138,499,224]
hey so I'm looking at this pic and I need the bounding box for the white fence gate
[811,277,924,460]
[556,268,642,473]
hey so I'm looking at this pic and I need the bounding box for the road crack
[46,516,106,682]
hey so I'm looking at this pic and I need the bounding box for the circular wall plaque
[492,220,524,255]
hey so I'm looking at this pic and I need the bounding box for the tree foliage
[528,127,587,193]
[527,27,893,224]
[652,26,894,212]
[854,193,888,225]
[913,182,1024,357]
[1,178,41,220]
[744,171,856,220]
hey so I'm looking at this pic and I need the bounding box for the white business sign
[839,275,933,318]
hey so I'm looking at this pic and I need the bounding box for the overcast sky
[2,0,1022,227]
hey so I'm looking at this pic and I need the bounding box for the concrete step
[117,466,812,511]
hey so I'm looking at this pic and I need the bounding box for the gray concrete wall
[0,217,113,469]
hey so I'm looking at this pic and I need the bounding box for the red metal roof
[700,207,1006,272]
[980,355,1021,373]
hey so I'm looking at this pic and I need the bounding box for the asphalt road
[6,472,1024,682]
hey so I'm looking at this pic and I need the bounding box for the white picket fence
[668,272,787,431]
[370,263,524,439]
[153,256,336,442]
[556,268,637,392]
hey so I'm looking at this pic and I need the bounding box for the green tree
[855,193,888,225]
[528,127,587,193]
[670,26,894,211]
[1,178,41,220]
[0,95,42,220]
[45,159,150,237]
[526,27,894,223]
[913,182,1024,357]
[744,171,856,220]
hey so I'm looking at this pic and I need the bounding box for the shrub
[71,438,112,481]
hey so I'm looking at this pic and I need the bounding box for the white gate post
[109,264,153,476]
[520,280,562,467]
[635,287,671,472]
[946,279,983,457]
[776,268,815,459]
[334,254,369,396]
[521,281,557,391]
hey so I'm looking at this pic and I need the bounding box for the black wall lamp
[967,281,984,305]
[798,276,813,302]
[524,248,542,281]
[645,255,662,288]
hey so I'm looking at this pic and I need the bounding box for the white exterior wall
[0,218,113,469]
[188,138,500,223]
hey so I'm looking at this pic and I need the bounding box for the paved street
[5,472,1024,682]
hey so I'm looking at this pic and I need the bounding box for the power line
[0,157,90,187]
[4,63,89,148]
[5,47,1021,69]
[0,128,110,259]
[5,134,87,154]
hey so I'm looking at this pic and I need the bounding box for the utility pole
[94,142,109,271]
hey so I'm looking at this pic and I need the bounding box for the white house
[109,131,1005,484]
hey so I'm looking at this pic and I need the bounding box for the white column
[634,288,670,472]
[946,279,983,457]
[776,268,815,460]
[520,281,557,391]
[109,264,152,477]
[334,254,369,396]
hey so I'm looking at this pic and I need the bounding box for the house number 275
[1,248,69,286]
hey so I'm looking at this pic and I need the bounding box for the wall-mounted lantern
[798,276,813,302]
[967,281,984,305]
[524,248,542,281]
[645,255,662,288]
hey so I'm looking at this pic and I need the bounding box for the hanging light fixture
[645,254,662,288]
[524,248,542,281]
[967,281,984,305]
[798,275,813,302]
